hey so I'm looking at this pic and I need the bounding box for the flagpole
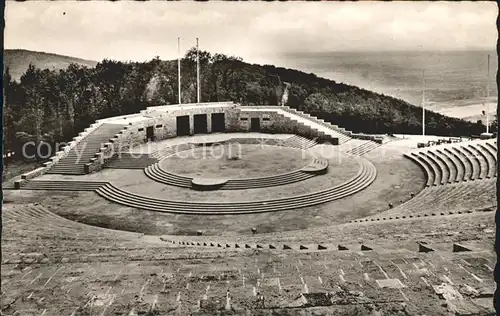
[178,37,181,105]
[422,70,426,136]
[486,54,490,134]
[196,37,200,104]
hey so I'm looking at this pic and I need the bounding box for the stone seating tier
[94,158,376,215]
[404,140,497,187]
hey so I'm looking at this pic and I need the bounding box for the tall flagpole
[196,38,200,104]
[486,54,490,134]
[422,70,426,136]
[178,37,181,105]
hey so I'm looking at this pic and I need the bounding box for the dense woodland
[3,48,493,161]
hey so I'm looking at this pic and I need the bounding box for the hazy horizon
[4,47,497,64]
[5,1,496,64]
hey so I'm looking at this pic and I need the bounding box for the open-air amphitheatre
[2,101,497,315]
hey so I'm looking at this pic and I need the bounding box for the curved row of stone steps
[481,142,498,169]
[19,180,107,191]
[444,147,472,181]
[2,204,173,267]
[161,236,483,258]
[404,154,435,187]
[143,136,322,190]
[404,140,496,187]
[418,151,445,185]
[95,158,376,215]
[144,162,318,190]
[223,172,316,190]
[223,135,317,148]
[467,145,489,179]
[161,238,377,253]
[362,179,495,219]
[144,164,192,188]
[351,207,493,224]
[438,148,463,183]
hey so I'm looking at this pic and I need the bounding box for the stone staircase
[144,162,320,190]
[280,135,318,149]
[346,141,382,156]
[47,124,125,175]
[278,107,352,144]
[18,180,107,191]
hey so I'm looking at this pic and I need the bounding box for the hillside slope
[4,49,98,81]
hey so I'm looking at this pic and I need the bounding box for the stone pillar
[189,115,194,135]
[207,112,213,133]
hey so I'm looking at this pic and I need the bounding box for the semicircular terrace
[94,157,376,215]
[144,163,320,190]
[143,141,328,190]
[403,139,497,187]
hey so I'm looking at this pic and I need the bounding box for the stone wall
[34,104,350,176]
[21,167,47,180]
[84,106,241,172]
[139,105,241,137]
[236,110,338,144]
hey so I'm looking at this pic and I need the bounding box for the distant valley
[267,50,497,122]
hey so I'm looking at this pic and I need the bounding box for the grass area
[162,144,310,179]
[2,160,42,182]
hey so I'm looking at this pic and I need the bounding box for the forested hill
[4,49,98,82]
[3,48,489,159]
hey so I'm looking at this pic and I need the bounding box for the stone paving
[1,203,496,315]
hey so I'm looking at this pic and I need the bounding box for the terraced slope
[2,203,495,315]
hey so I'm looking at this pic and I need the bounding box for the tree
[20,64,46,143]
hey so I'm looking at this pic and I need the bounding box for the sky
[5,1,497,64]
